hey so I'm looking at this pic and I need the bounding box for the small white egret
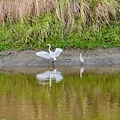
[36,44,63,61]
[80,53,84,64]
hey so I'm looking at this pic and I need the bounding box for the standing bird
[36,44,63,63]
[80,53,84,64]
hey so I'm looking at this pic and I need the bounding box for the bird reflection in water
[36,69,63,88]
[80,67,84,78]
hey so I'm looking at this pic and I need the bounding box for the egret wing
[36,51,51,59]
[54,48,63,57]
[36,71,51,80]
[54,73,63,82]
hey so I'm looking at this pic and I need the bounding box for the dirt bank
[0,47,120,67]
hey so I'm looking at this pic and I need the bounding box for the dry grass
[0,0,119,25]
[94,0,120,25]
[0,0,54,21]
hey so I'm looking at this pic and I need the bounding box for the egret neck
[48,44,51,52]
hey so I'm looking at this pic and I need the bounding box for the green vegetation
[0,0,120,50]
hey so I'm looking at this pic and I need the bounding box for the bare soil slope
[0,47,120,66]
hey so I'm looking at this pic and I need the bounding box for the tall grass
[0,0,119,24]
[0,0,120,50]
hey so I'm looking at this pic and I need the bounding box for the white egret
[36,44,63,61]
[80,53,84,64]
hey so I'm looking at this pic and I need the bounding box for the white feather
[36,44,63,61]
[36,51,51,59]
[80,53,84,63]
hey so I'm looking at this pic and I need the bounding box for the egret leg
[81,62,84,66]
[51,60,55,67]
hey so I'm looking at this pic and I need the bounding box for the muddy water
[0,66,120,120]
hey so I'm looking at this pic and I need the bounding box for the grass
[0,19,119,50]
[0,0,120,50]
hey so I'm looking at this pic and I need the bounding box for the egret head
[47,44,51,47]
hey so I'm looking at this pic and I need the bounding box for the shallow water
[0,66,120,120]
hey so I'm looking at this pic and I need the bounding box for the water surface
[0,66,120,120]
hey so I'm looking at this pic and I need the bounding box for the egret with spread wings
[36,44,63,61]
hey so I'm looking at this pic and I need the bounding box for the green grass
[0,18,119,50]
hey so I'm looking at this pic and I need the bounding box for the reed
[0,0,119,24]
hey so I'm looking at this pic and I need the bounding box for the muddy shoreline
[0,47,120,67]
